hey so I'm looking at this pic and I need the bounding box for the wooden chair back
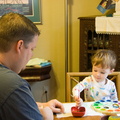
[66,72,120,102]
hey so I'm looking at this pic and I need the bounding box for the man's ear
[16,40,24,53]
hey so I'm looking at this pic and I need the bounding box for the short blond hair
[91,49,117,70]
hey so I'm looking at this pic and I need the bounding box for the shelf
[19,65,51,82]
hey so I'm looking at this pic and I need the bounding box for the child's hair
[91,49,117,70]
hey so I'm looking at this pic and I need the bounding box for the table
[54,102,105,120]
[54,116,101,120]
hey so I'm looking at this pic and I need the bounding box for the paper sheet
[56,102,103,118]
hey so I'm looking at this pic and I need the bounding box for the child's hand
[74,96,83,107]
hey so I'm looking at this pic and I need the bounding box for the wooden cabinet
[19,65,51,82]
[78,17,120,72]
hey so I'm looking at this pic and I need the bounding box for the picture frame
[0,0,42,24]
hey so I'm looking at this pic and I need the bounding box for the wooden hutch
[78,17,120,72]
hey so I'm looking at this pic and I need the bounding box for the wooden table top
[53,102,109,120]
[54,116,102,120]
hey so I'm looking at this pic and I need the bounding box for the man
[0,12,64,120]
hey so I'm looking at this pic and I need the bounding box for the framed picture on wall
[0,0,42,24]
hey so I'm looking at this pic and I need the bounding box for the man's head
[0,12,40,73]
[0,12,40,52]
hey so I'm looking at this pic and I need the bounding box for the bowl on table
[100,115,120,120]
[71,106,86,117]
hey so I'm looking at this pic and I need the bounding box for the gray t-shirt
[0,64,43,120]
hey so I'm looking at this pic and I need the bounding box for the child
[72,49,118,107]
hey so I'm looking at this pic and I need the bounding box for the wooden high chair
[66,72,120,102]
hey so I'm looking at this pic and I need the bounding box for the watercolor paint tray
[91,100,120,115]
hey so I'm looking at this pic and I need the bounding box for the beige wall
[32,0,114,102]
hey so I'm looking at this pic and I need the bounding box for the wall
[31,0,114,102]
[32,0,65,102]
[29,79,51,102]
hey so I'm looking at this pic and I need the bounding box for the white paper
[56,102,103,118]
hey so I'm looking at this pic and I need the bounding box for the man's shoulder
[0,66,28,106]
[0,66,24,86]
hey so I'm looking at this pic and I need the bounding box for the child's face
[92,64,114,82]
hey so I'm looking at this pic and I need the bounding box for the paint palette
[91,100,120,115]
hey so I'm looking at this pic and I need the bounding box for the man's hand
[37,99,65,113]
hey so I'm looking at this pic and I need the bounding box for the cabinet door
[79,17,95,72]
